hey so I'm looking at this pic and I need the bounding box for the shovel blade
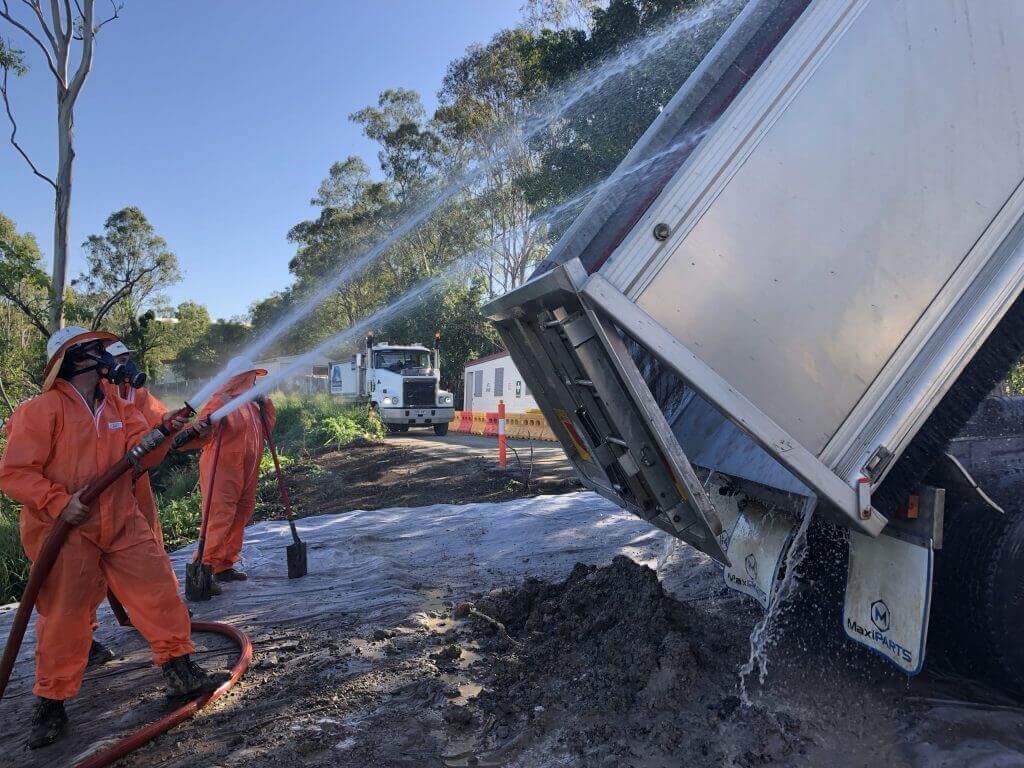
[287,541,308,579]
[185,562,215,601]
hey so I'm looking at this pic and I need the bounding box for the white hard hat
[105,341,132,357]
[225,356,268,378]
[43,326,118,391]
[46,325,91,362]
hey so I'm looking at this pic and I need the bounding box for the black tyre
[434,423,449,436]
[930,497,1024,692]
[386,424,409,434]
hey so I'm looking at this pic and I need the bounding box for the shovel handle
[195,423,226,563]
[257,401,301,545]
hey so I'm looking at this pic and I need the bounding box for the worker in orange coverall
[0,327,229,749]
[103,339,168,546]
[82,339,172,669]
[180,358,274,590]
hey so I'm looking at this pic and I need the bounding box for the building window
[494,367,504,396]
[474,370,483,397]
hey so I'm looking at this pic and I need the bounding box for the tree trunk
[50,94,74,332]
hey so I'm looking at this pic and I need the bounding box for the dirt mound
[467,556,806,767]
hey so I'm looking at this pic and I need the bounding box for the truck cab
[330,335,455,435]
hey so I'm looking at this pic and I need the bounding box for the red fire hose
[0,404,196,698]
[73,620,252,768]
[0,403,254,765]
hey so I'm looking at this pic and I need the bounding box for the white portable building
[463,352,539,413]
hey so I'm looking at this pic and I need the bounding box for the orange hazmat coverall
[0,380,195,700]
[103,381,168,547]
[186,372,275,575]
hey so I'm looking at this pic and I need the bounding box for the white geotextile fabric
[0,493,689,650]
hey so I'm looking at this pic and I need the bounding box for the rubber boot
[27,697,67,749]
[87,639,115,668]
[161,655,231,699]
[215,568,248,582]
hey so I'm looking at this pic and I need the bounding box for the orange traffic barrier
[484,411,499,437]
[471,412,487,436]
[507,414,527,440]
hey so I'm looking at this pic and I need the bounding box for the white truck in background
[330,332,455,435]
[486,0,1024,686]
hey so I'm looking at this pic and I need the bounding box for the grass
[0,393,383,603]
[1,495,28,604]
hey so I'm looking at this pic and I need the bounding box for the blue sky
[0,1,524,319]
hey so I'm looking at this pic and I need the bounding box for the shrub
[158,487,202,552]
[0,498,28,604]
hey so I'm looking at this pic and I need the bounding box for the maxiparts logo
[726,553,767,604]
[846,598,912,665]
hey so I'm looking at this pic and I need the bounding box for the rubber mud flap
[843,532,932,675]
[723,504,798,610]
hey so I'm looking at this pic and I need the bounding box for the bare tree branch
[47,0,69,64]
[90,263,161,328]
[72,0,118,41]
[66,0,94,101]
[0,281,50,336]
[0,0,61,80]
[0,370,16,413]
[93,0,119,32]
[20,0,58,55]
[0,68,57,189]
[60,0,72,45]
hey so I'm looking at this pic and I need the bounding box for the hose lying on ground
[73,620,252,768]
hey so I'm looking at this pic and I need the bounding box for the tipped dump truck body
[486,0,1024,676]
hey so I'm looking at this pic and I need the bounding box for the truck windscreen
[374,350,431,373]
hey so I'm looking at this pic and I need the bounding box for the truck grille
[403,379,435,407]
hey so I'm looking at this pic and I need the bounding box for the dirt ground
[3,443,1024,767]
[61,547,1024,768]
[267,437,581,519]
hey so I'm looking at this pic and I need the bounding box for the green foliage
[76,207,182,359]
[158,488,202,551]
[243,0,736,394]
[518,0,742,222]
[1003,364,1024,396]
[271,392,385,454]
[0,213,48,404]
[173,318,253,380]
[0,37,27,75]
[43,206,185,380]
[0,493,28,604]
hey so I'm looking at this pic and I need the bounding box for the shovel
[258,400,307,579]
[185,422,224,601]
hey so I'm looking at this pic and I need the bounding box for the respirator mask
[62,344,147,389]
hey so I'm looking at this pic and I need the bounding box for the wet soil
[7,541,1024,768]
[258,440,581,522]
[105,555,1024,768]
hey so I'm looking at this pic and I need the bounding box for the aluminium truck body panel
[488,0,1024,548]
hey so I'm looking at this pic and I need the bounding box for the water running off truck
[486,0,1024,686]
[330,332,455,435]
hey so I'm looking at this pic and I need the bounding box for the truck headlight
[382,396,397,406]
[438,394,453,406]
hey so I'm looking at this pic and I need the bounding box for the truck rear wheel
[386,424,409,434]
[930,499,1024,692]
[433,423,449,436]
